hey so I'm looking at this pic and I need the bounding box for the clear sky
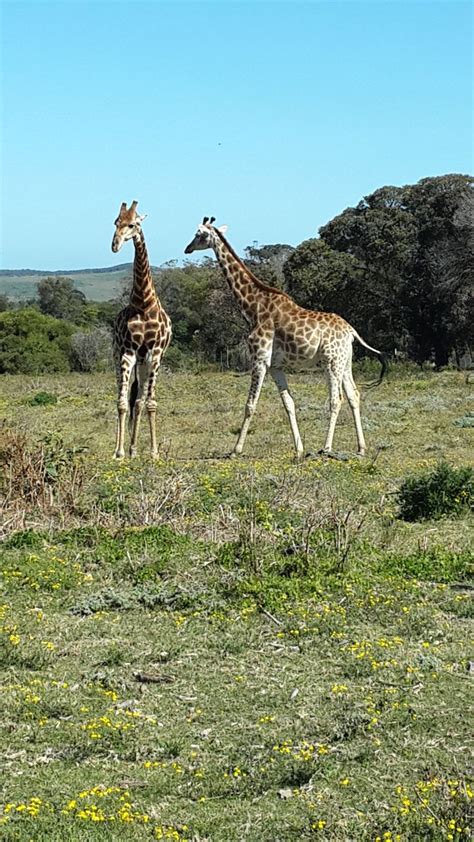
[1,0,472,270]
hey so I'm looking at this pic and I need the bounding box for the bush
[28,391,58,406]
[0,429,87,513]
[0,308,74,374]
[397,462,473,521]
[70,326,112,372]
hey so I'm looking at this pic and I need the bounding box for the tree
[401,174,473,366]
[37,276,87,323]
[244,243,295,288]
[283,238,361,317]
[315,175,473,364]
[319,190,418,352]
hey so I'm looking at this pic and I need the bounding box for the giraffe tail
[128,365,138,430]
[352,331,388,389]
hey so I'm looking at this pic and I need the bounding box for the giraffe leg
[114,351,136,459]
[144,351,163,459]
[232,359,268,457]
[269,368,304,460]
[129,358,150,457]
[342,364,366,455]
[321,364,343,454]
[231,327,273,458]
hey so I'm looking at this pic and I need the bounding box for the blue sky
[1,0,472,270]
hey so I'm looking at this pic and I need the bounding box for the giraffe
[111,201,171,459]
[184,218,386,459]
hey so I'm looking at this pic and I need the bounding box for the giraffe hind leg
[321,364,343,455]
[129,358,150,457]
[342,365,366,455]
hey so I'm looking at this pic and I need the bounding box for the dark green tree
[283,238,361,317]
[37,276,87,323]
[319,189,418,352]
[316,175,473,364]
[401,174,473,366]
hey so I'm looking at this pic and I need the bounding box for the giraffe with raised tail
[184,217,386,459]
[111,201,171,459]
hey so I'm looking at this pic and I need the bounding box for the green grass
[0,369,472,840]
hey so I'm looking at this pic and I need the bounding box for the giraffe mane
[212,227,291,298]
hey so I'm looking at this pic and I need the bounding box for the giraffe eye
[128,224,134,228]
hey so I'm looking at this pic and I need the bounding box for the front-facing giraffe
[111,201,171,458]
[185,218,386,459]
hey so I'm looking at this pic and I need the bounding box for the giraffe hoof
[317,449,331,458]
[129,448,138,458]
[113,451,125,460]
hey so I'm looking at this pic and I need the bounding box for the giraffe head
[184,217,228,254]
[112,201,147,253]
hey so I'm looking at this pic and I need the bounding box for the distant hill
[0,264,157,302]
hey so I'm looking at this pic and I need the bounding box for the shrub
[397,462,473,521]
[70,326,112,372]
[0,429,87,514]
[28,391,58,406]
[0,308,74,373]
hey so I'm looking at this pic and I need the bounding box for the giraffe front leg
[269,367,304,460]
[114,352,136,459]
[129,359,149,457]
[231,359,268,458]
[144,352,163,459]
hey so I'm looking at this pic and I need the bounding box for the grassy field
[0,266,133,302]
[0,368,472,841]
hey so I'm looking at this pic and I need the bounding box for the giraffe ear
[217,225,228,234]
[137,213,147,223]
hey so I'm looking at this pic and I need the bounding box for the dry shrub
[0,427,87,534]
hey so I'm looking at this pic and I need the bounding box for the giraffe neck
[130,229,157,310]
[211,234,260,322]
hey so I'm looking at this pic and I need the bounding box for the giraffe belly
[272,333,322,368]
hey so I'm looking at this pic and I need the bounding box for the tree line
[0,173,472,374]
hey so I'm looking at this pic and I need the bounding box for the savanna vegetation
[0,365,472,841]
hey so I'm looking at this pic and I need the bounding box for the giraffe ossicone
[111,201,171,459]
[184,218,386,459]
